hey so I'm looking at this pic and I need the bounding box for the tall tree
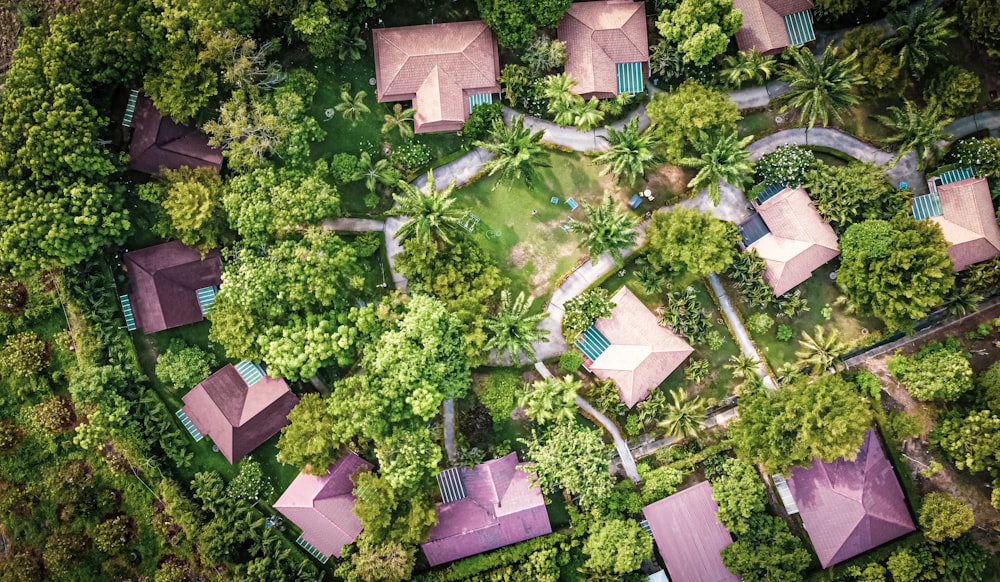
[723,49,777,87]
[522,422,613,509]
[485,290,548,363]
[779,46,864,129]
[839,25,903,98]
[593,117,663,187]
[875,100,952,170]
[656,0,743,65]
[520,375,580,425]
[883,0,957,79]
[475,116,550,189]
[569,195,639,264]
[335,89,371,123]
[646,81,742,162]
[888,340,974,402]
[656,388,705,441]
[387,169,466,246]
[805,161,908,232]
[140,166,229,253]
[725,353,759,380]
[583,520,653,576]
[644,207,739,276]
[276,393,342,474]
[681,132,755,206]
[795,325,848,374]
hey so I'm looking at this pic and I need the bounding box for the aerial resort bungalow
[558,0,649,99]
[785,430,916,568]
[738,186,840,296]
[422,453,552,566]
[913,169,1000,271]
[178,362,299,464]
[574,287,693,408]
[126,91,224,174]
[643,481,739,582]
[274,452,373,564]
[372,20,501,133]
[732,0,816,55]
[120,241,222,334]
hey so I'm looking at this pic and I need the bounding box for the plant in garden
[779,46,864,129]
[569,195,638,264]
[352,152,400,194]
[588,377,627,417]
[886,544,939,582]
[639,465,685,503]
[334,89,370,123]
[476,116,550,189]
[681,131,755,206]
[381,104,416,140]
[570,97,605,131]
[388,169,466,246]
[94,515,130,554]
[0,331,47,376]
[389,142,432,174]
[635,265,668,295]
[542,73,580,111]
[645,208,739,276]
[919,493,974,542]
[0,421,18,449]
[888,340,973,402]
[460,102,504,149]
[776,362,803,385]
[947,138,1000,178]
[522,422,614,509]
[563,288,615,338]
[226,459,273,502]
[594,117,663,187]
[745,313,774,335]
[933,409,1000,476]
[657,388,705,441]
[710,458,766,534]
[924,66,981,117]
[646,80,743,162]
[946,285,981,317]
[659,287,712,344]
[656,0,743,65]
[755,145,815,188]
[475,370,521,422]
[485,290,549,363]
[559,351,582,373]
[840,25,903,97]
[722,49,776,87]
[583,519,653,575]
[876,100,952,170]
[724,353,758,380]
[795,325,847,373]
[520,375,580,425]
[722,514,811,580]
[155,339,215,391]
[522,35,566,75]
[685,359,710,384]
[883,0,957,79]
[31,397,73,433]
[805,161,908,232]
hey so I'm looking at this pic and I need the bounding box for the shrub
[0,278,27,313]
[854,370,882,403]
[888,411,922,440]
[756,145,815,188]
[624,414,642,436]
[155,339,215,391]
[226,459,273,502]
[390,141,432,173]
[964,322,991,340]
[919,493,974,542]
[94,515,130,554]
[0,421,18,449]
[976,360,1000,410]
[0,331,48,376]
[521,35,566,75]
[30,397,73,433]
[685,359,710,384]
[354,232,382,258]
[328,152,359,184]
[475,370,520,422]
[776,324,793,342]
[563,289,615,339]
[745,313,774,335]
[558,351,582,373]
[947,137,1000,178]
[888,340,973,401]
[925,66,981,117]
[639,465,685,503]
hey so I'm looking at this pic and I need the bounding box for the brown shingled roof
[372,21,501,133]
[930,177,1000,271]
[748,187,839,296]
[128,94,223,175]
[733,0,814,54]
[558,0,649,99]
[587,287,693,407]
[181,364,299,464]
[123,241,223,334]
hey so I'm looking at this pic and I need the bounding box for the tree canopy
[655,0,742,65]
[644,208,739,277]
[522,422,613,510]
[805,161,908,232]
[646,81,742,162]
[888,340,974,402]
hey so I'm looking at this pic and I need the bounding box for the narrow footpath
[707,273,777,388]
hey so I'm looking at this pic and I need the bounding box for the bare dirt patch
[645,165,693,206]
[510,236,581,298]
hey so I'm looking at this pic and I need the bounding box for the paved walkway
[502,104,652,151]
[707,273,777,388]
[322,217,385,231]
[443,399,456,463]
[534,361,642,483]
[728,81,790,110]
[944,110,1000,142]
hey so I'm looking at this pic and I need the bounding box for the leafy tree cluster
[645,207,739,277]
[925,66,981,117]
[839,25,903,98]
[583,519,652,576]
[646,80,742,162]
[522,422,614,510]
[958,0,1000,55]
[563,288,616,339]
[805,161,909,232]
[138,166,230,253]
[0,331,48,377]
[887,339,974,402]
[154,339,216,391]
[520,375,580,426]
[947,137,1000,179]
[779,46,864,129]
[476,0,572,49]
[655,0,742,66]
[919,493,975,542]
[660,287,713,345]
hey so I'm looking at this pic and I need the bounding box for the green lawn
[453,150,628,307]
[721,262,884,372]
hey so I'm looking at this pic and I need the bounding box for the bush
[475,370,521,422]
[563,289,615,339]
[0,278,27,313]
[559,351,582,373]
[745,313,774,335]
[155,339,215,391]
[888,411,921,441]
[0,331,48,376]
[947,137,1000,178]
[888,340,974,402]
[854,370,882,403]
[94,515,130,554]
[0,421,18,449]
[354,231,382,258]
[976,360,1000,410]
[461,102,504,149]
[390,141,432,173]
[756,145,815,188]
[925,66,981,117]
[30,397,74,433]
[776,324,793,342]
[328,152,359,184]
[639,465,685,503]
[919,493,974,542]
[226,459,273,502]
[521,35,566,75]
[624,414,642,436]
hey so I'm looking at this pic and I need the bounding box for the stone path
[502,104,651,152]
[534,361,642,483]
[728,80,790,110]
[322,217,385,231]
[944,110,1000,142]
[707,273,777,388]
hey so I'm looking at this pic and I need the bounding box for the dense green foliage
[655,0,742,65]
[805,161,908,232]
[888,340,974,402]
[919,493,975,542]
[476,0,571,49]
[645,207,739,276]
[840,26,903,97]
[154,339,215,391]
[569,195,639,264]
[583,519,652,575]
[563,288,616,339]
[756,145,815,189]
[646,81,742,162]
[139,166,229,252]
[523,422,613,510]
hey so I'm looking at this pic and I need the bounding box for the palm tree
[723,49,777,86]
[684,359,710,384]
[337,28,366,62]
[681,132,755,206]
[485,290,550,363]
[778,46,864,129]
[335,89,370,123]
[381,103,416,140]
[593,117,664,187]
[542,73,581,111]
[725,353,759,380]
[776,361,803,386]
[572,97,605,131]
[475,116,550,189]
[387,169,466,245]
[569,195,638,264]
[795,325,847,373]
[520,375,580,425]
[882,0,956,79]
[945,286,980,316]
[875,100,952,170]
[352,151,397,193]
[552,103,576,127]
[656,388,705,441]
[635,265,668,295]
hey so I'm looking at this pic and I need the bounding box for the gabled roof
[181,364,299,463]
[748,187,839,296]
[422,453,552,566]
[733,0,814,54]
[373,21,501,133]
[929,177,1000,271]
[128,94,223,174]
[586,287,694,407]
[558,0,649,99]
[787,430,915,568]
[643,481,740,582]
[274,452,373,559]
[124,241,223,334]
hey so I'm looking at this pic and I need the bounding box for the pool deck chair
[566,198,579,210]
[629,194,642,209]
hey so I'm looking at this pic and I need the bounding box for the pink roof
[274,452,373,559]
[930,177,1000,271]
[558,0,649,99]
[733,0,814,55]
[587,287,693,407]
[181,364,299,463]
[422,453,552,566]
[748,187,840,296]
[787,430,915,568]
[643,481,740,582]
[372,21,501,133]
[128,94,223,174]
[124,241,222,333]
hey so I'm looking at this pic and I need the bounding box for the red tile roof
[733,0,814,54]
[787,429,916,568]
[748,187,840,296]
[372,21,501,133]
[643,481,740,582]
[558,0,649,99]
[128,94,223,174]
[421,453,552,566]
[123,241,223,334]
[273,452,373,559]
[181,364,299,464]
[587,287,693,407]
[930,177,1000,271]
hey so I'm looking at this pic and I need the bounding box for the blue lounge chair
[550,196,559,204]
[629,194,642,209]
[566,198,579,210]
